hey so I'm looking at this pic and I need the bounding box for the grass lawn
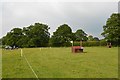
[2,47,118,78]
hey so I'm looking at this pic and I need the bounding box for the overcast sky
[1,1,118,39]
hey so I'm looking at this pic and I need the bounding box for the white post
[40,48,41,50]
[21,49,23,57]
[70,41,73,47]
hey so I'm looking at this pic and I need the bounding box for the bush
[73,41,107,47]
[99,40,107,46]
[49,41,107,47]
[49,41,71,47]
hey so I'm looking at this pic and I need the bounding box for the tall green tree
[75,29,88,41]
[88,35,94,41]
[23,23,50,47]
[0,38,2,45]
[50,24,72,47]
[101,13,120,46]
[1,36,6,45]
[93,37,99,41]
[2,22,50,48]
[4,28,23,47]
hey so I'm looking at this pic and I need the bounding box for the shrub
[73,41,107,47]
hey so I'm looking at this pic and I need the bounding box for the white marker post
[70,41,73,53]
[40,48,41,51]
[70,41,73,47]
[21,49,23,57]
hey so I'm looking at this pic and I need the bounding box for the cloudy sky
[1,0,118,39]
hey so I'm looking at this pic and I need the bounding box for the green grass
[2,47,118,78]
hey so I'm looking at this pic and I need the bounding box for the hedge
[2,41,117,47]
[49,41,107,47]
[73,41,107,47]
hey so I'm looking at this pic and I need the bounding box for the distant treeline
[0,13,120,47]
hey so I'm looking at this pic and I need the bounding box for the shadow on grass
[71,52,87,54]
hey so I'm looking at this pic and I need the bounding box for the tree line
[1,13,120,47]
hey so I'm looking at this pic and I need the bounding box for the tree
[22,23,50,47]
[50,24,72,47]
[88,35,99,41]
[2,22,50,48]
[88,35,94,41]
[75,29,88,41]
[4,28,23,47]
[101,13,120,46]
[16,35,29,47]
[1,36,6,45]
[0,38,2,45]
[93,37,99,41]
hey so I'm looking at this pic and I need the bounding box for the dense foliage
[1,13,119,47]
[2,23,50,48]
[101,13,120,46]
[74,29,88,41]
[73,41,107,47]
[50,24,73,47]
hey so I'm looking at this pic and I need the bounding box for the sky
[0,0,119,39]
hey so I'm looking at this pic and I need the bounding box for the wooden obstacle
[71,40,84,53]
[72,46,83,53]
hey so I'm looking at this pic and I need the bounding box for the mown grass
[2,47,118,78]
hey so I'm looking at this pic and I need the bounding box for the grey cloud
[2,2,118,39]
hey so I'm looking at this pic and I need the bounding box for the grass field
[2,47,118,78]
